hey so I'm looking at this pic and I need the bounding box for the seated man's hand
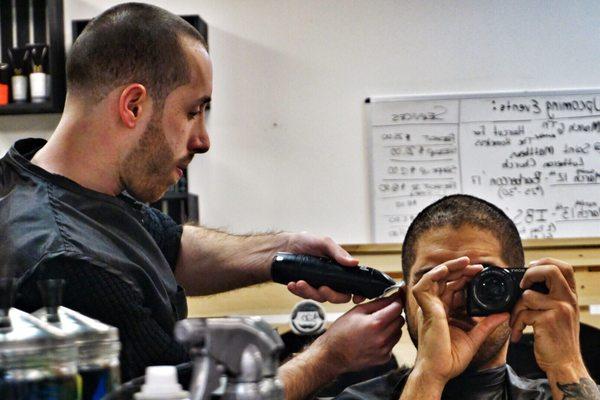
[281,232,366,304]
[510,258,584,375]
[411,257,509,387]
[310,294,404,375]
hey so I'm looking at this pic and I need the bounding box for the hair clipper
[271,252,404,299]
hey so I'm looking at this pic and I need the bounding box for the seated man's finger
[528,258,576,292]
[521,264,574,300]
[510,309,539,343]
[444,263,483,282]
[412,265,451,315]
[510,289,556,326]
[442,256,471,273]
[441,276,471,308]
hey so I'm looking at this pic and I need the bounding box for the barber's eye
[188,104,209,119]
[188,109,202,119]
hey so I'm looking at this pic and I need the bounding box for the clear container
[0,308,79,399]
[34,306,121,400]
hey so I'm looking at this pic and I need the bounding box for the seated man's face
[404,224,512,370]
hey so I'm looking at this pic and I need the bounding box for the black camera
[466,265,549,316]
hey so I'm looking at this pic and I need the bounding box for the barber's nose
[189,127,210,154]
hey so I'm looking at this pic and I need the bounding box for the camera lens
[478,276,507,303]
[472,267,514,311]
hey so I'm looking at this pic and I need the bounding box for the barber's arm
[510,258,600,400]
[401,257,509,400]
[174,226,361,302]
[279,295,404,400]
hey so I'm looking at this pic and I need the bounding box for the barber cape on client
[335,194,600,400]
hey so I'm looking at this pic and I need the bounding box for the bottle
[7,47,29,103]
[27,44,49,103]
[134,366,190,400]
[33,280,121,400]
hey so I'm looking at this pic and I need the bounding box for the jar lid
[33,306,119,345]
[0,308,74,354]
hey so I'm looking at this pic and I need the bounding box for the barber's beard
[121,115,176,203]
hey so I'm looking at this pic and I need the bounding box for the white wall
[2,0,600,243]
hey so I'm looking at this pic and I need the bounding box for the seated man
[336,194,600,399]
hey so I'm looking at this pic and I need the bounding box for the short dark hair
[401,194,524,279]
[66,3,207,105]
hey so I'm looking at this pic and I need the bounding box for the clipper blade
[379,281,406,298]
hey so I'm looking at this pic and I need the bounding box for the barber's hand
[281,232,366,304]
[310,294,404,375]
[510,258,585,375]
[411,257,509,387]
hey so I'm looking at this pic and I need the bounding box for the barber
[0,4,403,399]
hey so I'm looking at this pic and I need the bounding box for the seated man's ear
[118,84,149,128]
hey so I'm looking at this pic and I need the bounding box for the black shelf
[0,0,66,115]
[151,193,199,225]
[160,192,190,200]
[0,101,56,115]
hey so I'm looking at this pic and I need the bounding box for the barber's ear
[118,84,148,129]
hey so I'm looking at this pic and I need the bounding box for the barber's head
[66,3,212,202]
[401,194,524,369]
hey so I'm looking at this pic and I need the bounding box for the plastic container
[134,366,190,400]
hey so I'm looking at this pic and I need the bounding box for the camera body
[466,265,549,317]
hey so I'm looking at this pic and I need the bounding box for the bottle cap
[134,366,189,399]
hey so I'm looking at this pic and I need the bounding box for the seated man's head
[401,194,524,369]
[66,3,212,202]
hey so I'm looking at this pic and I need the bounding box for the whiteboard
[368,90,600,243]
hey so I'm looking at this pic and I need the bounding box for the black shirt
[334,364,552,400]
[0,138,189,380]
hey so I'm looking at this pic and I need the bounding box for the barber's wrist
[307,335,348,377]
